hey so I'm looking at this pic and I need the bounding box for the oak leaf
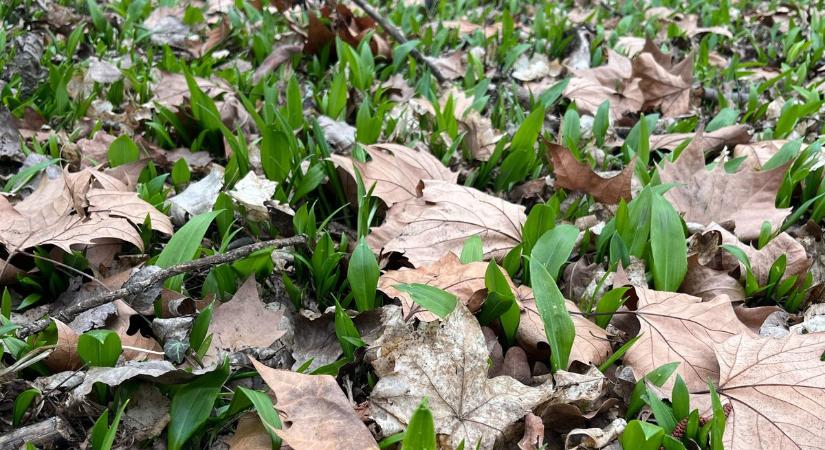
[710,332,825,450]
[378,252,488,321]
[658,135,791,240]
[368,180,526,267]
[331,143,458,208]
[250,359,379,450]
[547,143,632,204]
[622,287,751,392]
[369,303,554,450]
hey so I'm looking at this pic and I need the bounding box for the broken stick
[16,235,307,338]
[348,0,447,83]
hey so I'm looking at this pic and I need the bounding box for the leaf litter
[2,1,825,450]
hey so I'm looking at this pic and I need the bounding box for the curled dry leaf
[547,142,633,204]
[514,286,612,368]
[368,180,526,267]
[0,168,172,252]
[228,171,278,222]
[632,40,693,117]
[564,49,643,117]
[43,320,83,372]
[622,287,751,392]
[331,143,458,208]
[378,252,488,321]
[680,254,745,302]
[709,332,825,450]
[369,303,555,450]
[250,359,379,450]
[658,134,791,240]
[206,277,285,364]
[518,412,545,450]
[648,125,751,152]
[707,223,809,285]
[732,140,788,170]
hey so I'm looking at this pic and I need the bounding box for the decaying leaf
[167,166,225,224]
[370,303,555,450]
[632,40,693,117]
[228,171,278,222]
[680,254,745,302]
[250,359,379,450]
[303,4,390,59]
[331,143,458,208]
[369,180,526,266]
[564,49,643,117]
[378,252,488,321]
[658,134,791,240]
[622,288,751,391]
[206,278,286,363]
[710,332,825,450]
[514,286,612,368]
[547,142,632,204]
[0,167,172,252]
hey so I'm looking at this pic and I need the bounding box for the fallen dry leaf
[709,332,825,450]
[370,303,555,450]
[331,143,458,208]
[252,42,302,84]
[43,320,83,372]
[708,223,809,285]
[228,171,278,222]
[378,252,488,321]
[151,72,251,132]
[732,140,788,170]
[564,49,643,117]
[514,286,612,368]
[632,41,693,117]
[304,4,390,59]
[658,134,791,240]
[207,278,285,363]
[622,288,751,392]
[439,20,501,38]
[109,300,164,362]
[648,125,751,152]
[680,254,745,302]
[228,412,272,450]
[547,142,633,204]
[518,412,545,450]
[250,358,379,450]
[0,167,172,253]
[368,180,526,267]
[429,52,465,80]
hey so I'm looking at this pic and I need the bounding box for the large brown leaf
[680,254,745,302]
[547,142,633,204]
[514,286,612,368]
[206,277,285,363]
[369,303,555,450]
[330,143,458,208]
[368,180,526,267]
[250,359,379,450]
[0,168,171,252]
[632,41,693,117]
[710,332,825,450]
[732,140,788,170]
[378,252,488,321]
[658,135,791,240]
[622,288,751,391]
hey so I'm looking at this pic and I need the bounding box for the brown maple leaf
[708,332,825,450]
[632,40,693,117]
[251,359,379,450]
[621,287,751,392]
[369,303,554,450]
[732,139,789,170]
[330,143,458,208]
[564,49,643,117]
[378,252,488,321]
[368,180,526,267]
[547,142,633,204]
[658,135,791,240]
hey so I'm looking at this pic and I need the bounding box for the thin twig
[16,235,307,338]
[347,0,447,83]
